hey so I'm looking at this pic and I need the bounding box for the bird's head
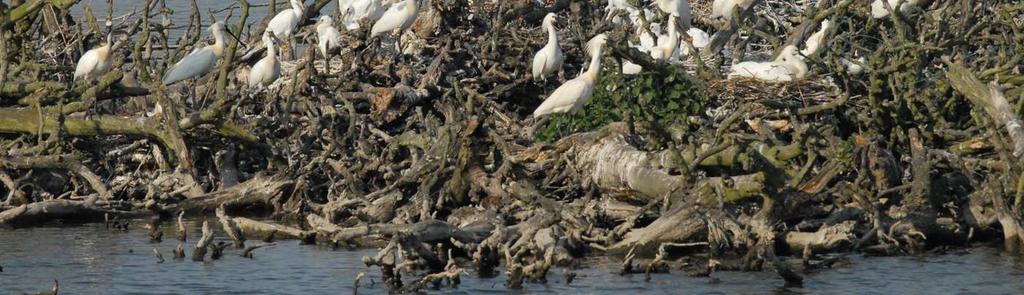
[209,21,225,33]
[779,45,808,78]
[543,13,559,29]
[318,15,334,27]
[585,33,609,56]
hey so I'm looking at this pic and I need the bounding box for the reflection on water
[3,222,1024,294]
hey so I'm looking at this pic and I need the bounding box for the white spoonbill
[679,27,710,56]
[533,34,608,117]
[248,31,282,89]
[654,0,691,28]
[651,15,680,61]
[531,13,563,82]
[342,0,386,30]
[317,16,343,58]
[370,0,418,39]
[728,45,807,83]
[74,32,115,82]
[162,21,227,85]
[317,16,344,74]
[711,0,755,22]
[266,0,305,59]
[871,0,923,19]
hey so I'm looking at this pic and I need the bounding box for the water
[3,222,1024,294]
[71,0,341,41]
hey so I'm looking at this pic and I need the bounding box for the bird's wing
[687,28,710,48]
[729,61,792,82]
[532,49,548,78]
[162,48,217,85]
[248,58,270,86]
[266,9,296,36]
[74,49,101,80]
[536,78,589,117]
[370,5,406,37]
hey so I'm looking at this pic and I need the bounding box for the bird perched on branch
[248,31,282,89]
[531,13,563,82]
[533,34,608,118]
[651,15,680,61]
[266,0,305,59]
[728,45,807,83]
[74,32,115,83]
[162,21,227,85]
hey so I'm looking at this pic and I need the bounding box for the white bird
[728,45,808,83]
[533,34,608,117]
[370,0,418,39]
[162,21,227,85]
[316,16,343,58]
[800,19,831,58]
[342,0,386,30]
[651,15,680,61]
[266,0,305,59]
[654,0,691,28]
[267,0,305,39]
[841,56,867,75]
[531,13,563,82]
[248,31,282,89]
[871,0,922,19]
[679,27,710,56]
[622,23,659,75]
[74,33,115,82]
[711,0,755,22]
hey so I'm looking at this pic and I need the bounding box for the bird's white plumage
[841,56,866,75]
[533,34,607,117]
[871,0,922,19]
[531,13,563,81]
[800,19,831,57]
[728,45,807,82]
[655,0,691,28]
[74,35,113,83]
[266,0,304,39]
[343,0,386,30]
[316,16,343,58]
[370,0,418,38]
[162,22,227,85]
[248,31,282,88]
[651,16,680,61]
[711,0,755,22]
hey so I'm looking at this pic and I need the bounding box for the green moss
[536,64,709,144]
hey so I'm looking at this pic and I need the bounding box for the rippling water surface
[3,222,1024,294]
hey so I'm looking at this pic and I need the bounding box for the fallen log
[0,199,148,227]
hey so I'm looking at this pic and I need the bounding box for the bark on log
[0,199,147,227]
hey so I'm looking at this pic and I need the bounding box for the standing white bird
[266,0,305,59]
[533,34,608,117]
[248,31,282,89]
[531,13,563,82]
[728,45,808,83]
[74,32,115,82]
[317,16,343,58]
[370,0,418,38]
[651,15,680,61]
[800,19,831,58]
[317,16,344,74]
[343,0,386,30]
[162,21,227,85]
[711,0,755,22]
[655,0,691,28]
[871,0,922,19]
[370,0,419,52]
